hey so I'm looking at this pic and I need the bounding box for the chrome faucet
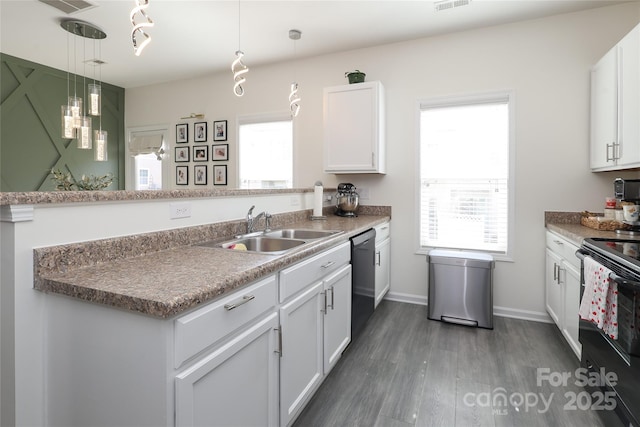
[246,206,272,233]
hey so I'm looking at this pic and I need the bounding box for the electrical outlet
[359,187,370,200]
[290,196,300,206]
[170,202,191,219]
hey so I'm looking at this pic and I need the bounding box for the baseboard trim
[384,291,427,306]
[493,306,553,323]
[383,292,552,324]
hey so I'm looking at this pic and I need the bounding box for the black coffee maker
[335,183,359,217]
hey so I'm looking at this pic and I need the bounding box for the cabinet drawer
[374,222,390,242]
[174,275,277,368]
[279,242,350,302]
[546,231,580,269]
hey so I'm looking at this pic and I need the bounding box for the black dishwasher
[350,228,376,340]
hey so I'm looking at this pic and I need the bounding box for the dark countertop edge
[0,187,337,206]
[35,215,390,319]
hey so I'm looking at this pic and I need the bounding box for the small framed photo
[194,165,207,185]
[213,120,227,141]
[175,146,189,162]
[213,165,227,186]
[194,122,207,143]
[193,146,208,162]
[176,123,188,143]
[212,144,229,161]
[176,166,188,185]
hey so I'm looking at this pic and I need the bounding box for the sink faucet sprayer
[246,205,272,233]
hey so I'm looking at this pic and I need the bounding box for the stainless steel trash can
[427,249,494,329]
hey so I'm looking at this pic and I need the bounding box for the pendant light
[60,19,106,153]
[231,0,248,96]
[77,35,92,149]
[131,0,154,56]
[288,29,302,117]
[93,37,108,161]
[61,30,75,139]
[88,39,101,116]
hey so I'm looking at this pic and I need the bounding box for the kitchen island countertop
[34,213,389,319]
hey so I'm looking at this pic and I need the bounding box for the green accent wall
[0,53,125,191]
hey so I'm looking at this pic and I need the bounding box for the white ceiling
[0,0,628,89]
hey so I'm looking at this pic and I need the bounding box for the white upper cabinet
[323,81,386,174]
[591,23,640,171]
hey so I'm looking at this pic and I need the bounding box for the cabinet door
[175,312,279,427]
[618,24,640,167]
[562,261,582,360]
[590,47,618,170]
[545,248,564,327]
[375,237,390,308]
[323,265,352,374]
[280,282,324,426]
[323,81,385,173]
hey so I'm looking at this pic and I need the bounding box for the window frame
[236,112,294,190]
[415,91,516,262]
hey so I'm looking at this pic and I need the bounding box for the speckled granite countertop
[545,211,619,246]
[35,209,390,319]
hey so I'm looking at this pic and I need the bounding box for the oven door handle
[576,249,640,290]
[575,249,589,260]
[608,273,640,290]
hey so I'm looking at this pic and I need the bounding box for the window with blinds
[419,93,513,255]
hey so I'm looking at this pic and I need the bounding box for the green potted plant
[345,70,366,84]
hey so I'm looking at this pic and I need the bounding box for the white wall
[126,4,640,319]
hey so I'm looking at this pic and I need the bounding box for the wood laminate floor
[294,300,606,427]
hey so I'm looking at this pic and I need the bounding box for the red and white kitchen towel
[579,256,619,340]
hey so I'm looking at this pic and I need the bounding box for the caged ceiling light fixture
[231,0,248,97]
[131,0,154,56]
[288,29,302,118]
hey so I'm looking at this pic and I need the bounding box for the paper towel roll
[313,182,323,217]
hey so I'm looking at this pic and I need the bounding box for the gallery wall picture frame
[213,120,227,141]
[213,165,227,186]
[176,166,188,185]
[176,123,188,143]
[212,144,229,161]
[194,165,207,185]
[193,146,208,162]
[175,146,190,162]
[194,122,207,143]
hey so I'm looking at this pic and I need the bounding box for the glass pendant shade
[68,96,83,129]
[78,116,92,149]
[88,83,101,116]
[61,105,76,138]
[94,130,108,161]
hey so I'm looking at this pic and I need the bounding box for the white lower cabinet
[279,241,351,426]
[175,312,280,427]
[545,231,581,359]
[322,265,352,373]
[44,242,353,427]
[374,222,391,307]
[279,282,324,426]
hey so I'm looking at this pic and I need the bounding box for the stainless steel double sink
[198,229,343,255]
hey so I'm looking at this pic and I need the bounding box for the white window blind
[238,118,293,189]
[419,96,511,254]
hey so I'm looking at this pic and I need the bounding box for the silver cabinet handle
[321,261,335,269]
[553,240,563,246]
[224,294,255,311]
[557,267,565,285]
[274,326,282,357]
[553,263,558,282]
[328,286,335,310]
[376,251,381,266]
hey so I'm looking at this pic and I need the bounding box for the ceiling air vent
[38,0,96,15]
[434,0,472,12]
